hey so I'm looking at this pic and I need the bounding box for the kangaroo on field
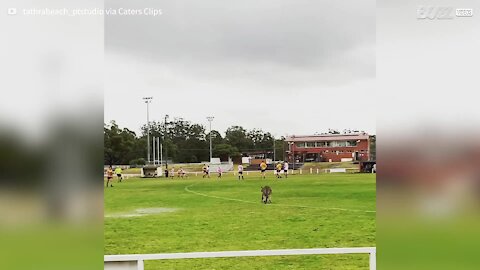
[261,186,272,204]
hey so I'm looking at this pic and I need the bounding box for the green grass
[104,173,375,269]
[122,168,141,174]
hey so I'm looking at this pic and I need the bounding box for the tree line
[104,119,285,165]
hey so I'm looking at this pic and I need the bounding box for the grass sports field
[104,172,376,269]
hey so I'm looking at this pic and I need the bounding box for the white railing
[105,247,376,270]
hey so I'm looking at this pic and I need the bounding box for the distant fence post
[310,168,312,174]
[300,169,302,174]
[316,168,319,174]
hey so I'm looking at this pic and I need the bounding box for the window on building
[306,142,315,148]
[325,141,332,147]
[347,140,358,147]
[295,142,305,148]
[316,141,326,147]
[331,141,347,147]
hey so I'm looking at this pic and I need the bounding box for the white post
[160,143,163,167]
[310,168,312,174]
[152,137,156,165]
[300,169,302,174]
[316,168,319,174]
[138,259,144,270]
[369,250,376,270]
[157,137,160,166]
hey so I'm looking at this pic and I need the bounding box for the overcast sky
[104,0,376,137]
[377,0,480,134]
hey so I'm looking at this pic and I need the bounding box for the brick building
[285,133,372,163]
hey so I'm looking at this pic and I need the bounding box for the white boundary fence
[105,247,376,270]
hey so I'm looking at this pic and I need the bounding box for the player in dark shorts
[202,164,208,178]
[260,161,267,179]
[238,164,244,180]
[115,166,123,182]
[106,166,114,187]
[276,163,282,178]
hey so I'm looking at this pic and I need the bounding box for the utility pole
[207,116,214,162]
[143,97,153,164]
[273,135,276,162]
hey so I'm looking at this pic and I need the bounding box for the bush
[129,158,146,166]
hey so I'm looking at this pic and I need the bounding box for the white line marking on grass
[185,184,257,204]
[105,208,179,218]
[184,183,375,214]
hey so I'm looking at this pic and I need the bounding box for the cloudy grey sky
[104,0,375,137]
[377,0,480,134]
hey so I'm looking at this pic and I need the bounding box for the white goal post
[105,247,376,270]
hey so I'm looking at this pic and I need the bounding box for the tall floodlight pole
[164,115,169,170]
[207,116,214,162]
[289,141,295,171]
[160,138,163,167]
[157,137,160,167]
[143,97,153,164]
